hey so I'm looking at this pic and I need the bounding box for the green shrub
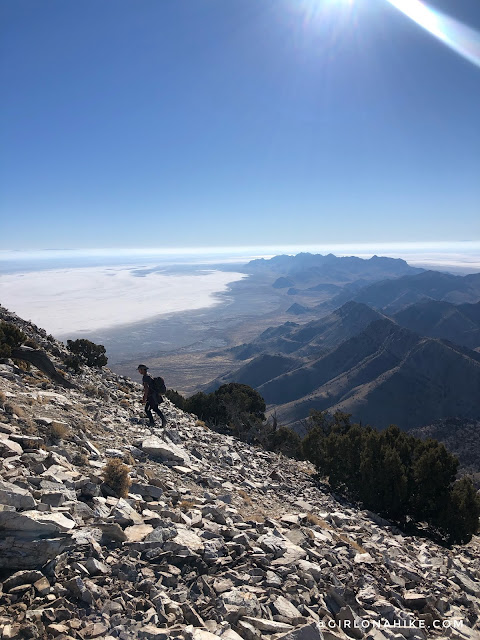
[443,476,480,544]
[183,383,267,442]
[67,338,107,367]
[0,321,26,358]
[64,354,83,373]
[165,389,186,410]
[301,411,479,545]
[267,426,303,459]
[101,458,131,498]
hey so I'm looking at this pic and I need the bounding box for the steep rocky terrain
[0,307,479,640]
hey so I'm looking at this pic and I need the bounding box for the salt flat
[0,264,246,337]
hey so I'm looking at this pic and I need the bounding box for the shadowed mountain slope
[230,301,385,361]
[393,300,480,350]
[258,319,480,430]
[321,270,480,314]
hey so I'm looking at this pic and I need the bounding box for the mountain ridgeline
[207,266,480,433]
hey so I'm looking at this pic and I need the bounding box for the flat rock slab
[141,436,190,465]
[0,434,23,457]
[0,479,36,510]
[3,570,45,591]
[0,536,72,570]
[167,528,204,553]
[275,622,330,640]
[271,541,307,566]
[124,524,154,542]
[354,552,375,564]
[0,510,76,534]
[273,595,303,621]
[137,625,171,639]
[242,616,294,633]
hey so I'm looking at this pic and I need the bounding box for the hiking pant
[145,396,166,427]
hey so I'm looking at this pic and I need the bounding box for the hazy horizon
[1,241,480,272]
[1,243,479,342]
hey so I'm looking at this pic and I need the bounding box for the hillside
[1,308,480,639]
[208,302,480,431]
[226,302,385,363]
[258,319,480,430]
[394,301,480,351]
[410,418,480,486]
[320,271,480,315]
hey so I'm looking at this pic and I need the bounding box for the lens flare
[386,0,480,68]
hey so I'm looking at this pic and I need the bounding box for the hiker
[137,364,166,428]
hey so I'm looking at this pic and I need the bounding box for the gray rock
[275,622,326,640]
[130,482,164,499]
[0,479,36,510]
[0,535,72,569]
[3,570,44,591]
[137,625,170,639]
[0,434,23,457]
[242,617,294,633]
[141,435,190,465]
[272,595,303,622]
[0,510,76,534]
[219,589,262,621]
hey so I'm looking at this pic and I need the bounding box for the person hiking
[137,364,166,428]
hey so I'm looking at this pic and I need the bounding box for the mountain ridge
[207,303,480,431]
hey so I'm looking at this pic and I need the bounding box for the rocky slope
[0,307,479,640]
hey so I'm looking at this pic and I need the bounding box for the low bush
[64,354,82,373]
[49,421,69,442]
[67,338,107,367]
[3,402,26,418]
[0,321,26,358]
[302,410,480,545]
[101,458,131,498]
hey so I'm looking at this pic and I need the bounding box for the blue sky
[1,0,479,250]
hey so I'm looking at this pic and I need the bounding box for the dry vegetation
[3,402,26,418]
[101,458,132,498]
[237,489,253,505]
[48,421,70,442]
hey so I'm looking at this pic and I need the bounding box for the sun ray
[385,0,480,68]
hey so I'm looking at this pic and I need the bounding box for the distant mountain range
[208,296,480,431]
[245,252,423,287]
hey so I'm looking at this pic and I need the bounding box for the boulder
[0,510,76,534]
[141,436,190,465]
[0,479,36,510]
[0,434,23,457]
